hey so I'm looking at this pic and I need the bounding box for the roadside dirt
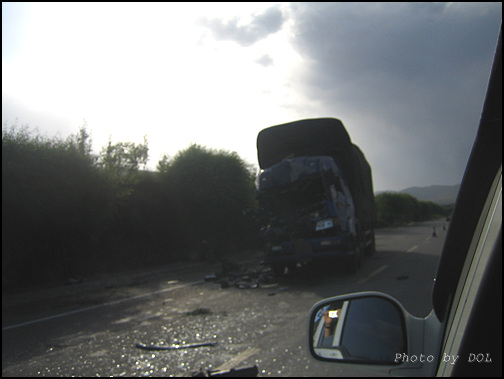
[2,250,266,329]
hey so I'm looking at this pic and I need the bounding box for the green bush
[2,125,115,287]
[162,144,259,258]
[2,126,259,290]
[375,192,448,227]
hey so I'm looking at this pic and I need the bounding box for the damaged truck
[256,118,376,274]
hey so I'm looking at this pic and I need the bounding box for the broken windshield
[260,175,327,217]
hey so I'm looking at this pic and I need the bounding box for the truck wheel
[348,237,362,273]
[365,243,376,256]
[348,254,359,274]
[364,232,376,256]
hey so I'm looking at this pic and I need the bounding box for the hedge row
[2,125,259,290]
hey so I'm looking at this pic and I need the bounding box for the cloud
[200,6,284,46]
[255,54,274,67]
[285,2,501,190]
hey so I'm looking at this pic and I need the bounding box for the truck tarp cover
[259,156,342,191]
[257,118,352,170]
[257,118,375,226]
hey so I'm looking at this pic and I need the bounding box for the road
[2,219,448,377]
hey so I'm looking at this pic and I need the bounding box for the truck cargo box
[349,144,375,228]
[257,118,352,170]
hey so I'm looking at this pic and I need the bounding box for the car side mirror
[309,293,406,364]
[308,292,443,376]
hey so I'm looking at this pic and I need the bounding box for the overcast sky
[2,2,501,192]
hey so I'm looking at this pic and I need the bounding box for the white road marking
[357,265,389,284]
[214,347,260,372]
[2,281,203,331]
[407,245,419,252]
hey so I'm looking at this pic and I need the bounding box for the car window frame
[437,167,502,376]
[432,27,501,321]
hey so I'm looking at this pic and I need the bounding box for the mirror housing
[308,292,443,376]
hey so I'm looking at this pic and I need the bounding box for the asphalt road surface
[2,219,448,377]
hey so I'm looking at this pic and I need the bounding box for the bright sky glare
[2,2,502,192]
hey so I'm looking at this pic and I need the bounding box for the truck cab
[257,155,361,274]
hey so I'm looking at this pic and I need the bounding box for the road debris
[186,308,213,316]
[192,365,258,377]
[135,341,218,351]
[204,259,278,290]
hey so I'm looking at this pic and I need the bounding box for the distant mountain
[399,184,460,205]
[375,184,460,205]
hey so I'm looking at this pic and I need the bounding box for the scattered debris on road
[191,365,258,377]
[135,341,218,351]
[204,259,279,291]
[186,308,213,316]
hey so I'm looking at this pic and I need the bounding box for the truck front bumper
[264,236,354,265]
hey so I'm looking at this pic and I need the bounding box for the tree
[98,136,149,178]
[2,123,115,288]
[161,144,258,257]
[157,153,171,174]
[375,192,447,226]
[74,120,93,157]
